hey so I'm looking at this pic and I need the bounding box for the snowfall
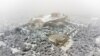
[0,13,100,56]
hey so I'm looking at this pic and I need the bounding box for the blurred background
[0,0,100,29]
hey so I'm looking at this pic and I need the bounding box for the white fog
[1,0,100,56]
[0,0,100,28]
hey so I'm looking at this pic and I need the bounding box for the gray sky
[0,0,100,26]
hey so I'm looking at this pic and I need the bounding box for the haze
[0,0,100,27]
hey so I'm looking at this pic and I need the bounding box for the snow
[95,36,100,44]
[0,41,6,46]
[10,48,20,54]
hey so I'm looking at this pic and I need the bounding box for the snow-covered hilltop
[0,13,100,56]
